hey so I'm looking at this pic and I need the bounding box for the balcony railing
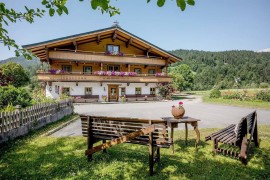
[37,71,172,83]
[49,49,166,66]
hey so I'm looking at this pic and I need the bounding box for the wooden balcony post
[128,64,131,72]
[100,63,103,71]
[165,59,168,76]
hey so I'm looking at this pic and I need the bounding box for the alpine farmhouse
[23,26,181,102]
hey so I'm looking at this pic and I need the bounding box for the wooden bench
[72,95,99,103]
[125,94,156,101]
[205,111,259,164]
[80,115,172,175]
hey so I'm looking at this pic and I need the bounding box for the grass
[203,96,270,110]
[183,89,270,110]
[0,122,270,179]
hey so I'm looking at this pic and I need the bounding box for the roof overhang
[23,26,182,64]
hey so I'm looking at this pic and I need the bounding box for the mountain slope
[170,49,270,90]
[0,56,40,68]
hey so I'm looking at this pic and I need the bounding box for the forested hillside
[0,56,40,68]
[170,50,270,90]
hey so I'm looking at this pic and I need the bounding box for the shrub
[209,89,221,98]
[0,86,32,109]
[157,83,174,99]
[256,90,270,102]
[259,82,270,89]
[222,92,242,100]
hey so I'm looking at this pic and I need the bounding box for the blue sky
[0,0,270,60]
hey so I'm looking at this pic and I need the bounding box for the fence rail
[0,99,73,134]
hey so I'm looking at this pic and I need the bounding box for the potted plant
[171,101,185,119]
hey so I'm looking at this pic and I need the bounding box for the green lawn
[183,89,270,110]
[0,120,269,179]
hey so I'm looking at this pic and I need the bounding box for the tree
[0,0,195,59]
[0,62,30,87]
[0,86,32,109]
[170,64,194,91]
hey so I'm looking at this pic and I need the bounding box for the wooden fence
[0,99,73,134]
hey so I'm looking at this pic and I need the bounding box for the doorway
[108,85,119,102]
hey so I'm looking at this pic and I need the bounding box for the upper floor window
[107,45,120,54]
[62,65,72,72]
[83,66,92,74]
[108,65,120,72]
[148,69,156,75]
[134,68,142,74]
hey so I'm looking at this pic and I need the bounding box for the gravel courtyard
[51,96,270,137]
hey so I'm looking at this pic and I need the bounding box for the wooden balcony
[49,49,166,66]
[37,72,172,83]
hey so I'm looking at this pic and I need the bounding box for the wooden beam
[85,125,156,156]
[97,34,101,45]
[73,40,77,51]
[126,38,133,48]
[112,31,117,42]
[45,47,49,62]
[146,48,152,57]
[32,49,45,54]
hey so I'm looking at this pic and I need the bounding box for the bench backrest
[235,117,247,147]
[245,111,257,134]
[80,115,171,148]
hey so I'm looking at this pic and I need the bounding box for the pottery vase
[171,106,185,119]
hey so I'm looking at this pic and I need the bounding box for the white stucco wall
[45,82,158,101]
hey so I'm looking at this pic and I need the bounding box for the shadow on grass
[1,136,269,179]
[1,125,270,179]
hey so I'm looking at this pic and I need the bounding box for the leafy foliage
[0,62,30,87]
[256,90,270,102]
[169,64,194,91]
[0,86,32,109]
[0,1,194,59]
[171,50,270,90]
[209,89,221,98]
[157,83,174,99]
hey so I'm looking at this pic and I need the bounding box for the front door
[108,85,119,102]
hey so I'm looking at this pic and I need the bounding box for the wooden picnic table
[162,116,201,153]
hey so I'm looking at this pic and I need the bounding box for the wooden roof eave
[23,27,181,63]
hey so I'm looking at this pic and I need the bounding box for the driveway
[51,96,270,137]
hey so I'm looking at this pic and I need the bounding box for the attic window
[107,45,119,54]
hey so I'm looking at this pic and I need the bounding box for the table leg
[191,122,200,149]
[171,127,174,154]
[185,123,188,145]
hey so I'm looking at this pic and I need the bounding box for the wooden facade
[23,26,181,101]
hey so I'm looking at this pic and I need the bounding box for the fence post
[15,105,21,127]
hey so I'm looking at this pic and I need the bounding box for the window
[135,87,141,95]
[121,87,126,96]
[55,85,60,94]
[150,88,156,95]
[62,65,72,72]
[62,87,70,95]
[83,66,92,74]
[107,45,120,54]
[134,68,142,74]
[107,65,120,72]
[85,87,92,95]
[148,69,156,75]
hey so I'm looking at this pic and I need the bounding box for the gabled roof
[23,26,182,63]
